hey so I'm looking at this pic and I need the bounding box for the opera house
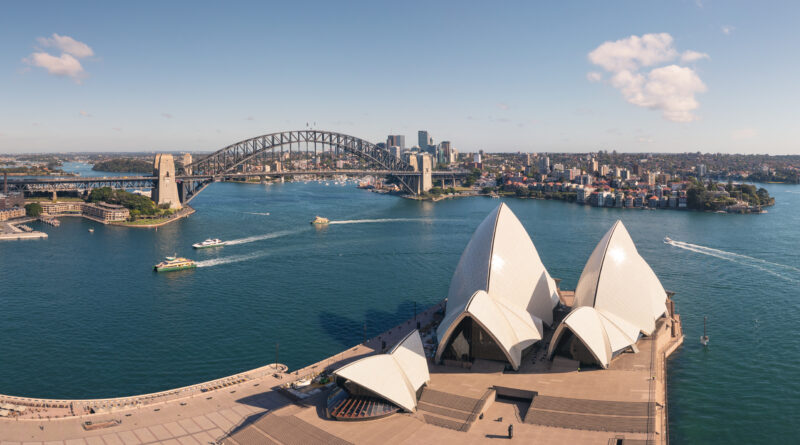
[0,203,684,444]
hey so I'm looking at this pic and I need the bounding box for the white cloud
[24,52,86,81]
[588,33,677,72]
[588,33,708,122]
[681,50,709,63]
[37,33,94,58]
[722,25,735,35]
[24,34,94,82]
[79,110,92,117]
[732,127,757,140]
[637,136,655,143]
[586,71,603,82]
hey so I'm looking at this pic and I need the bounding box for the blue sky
[0,0,797,154]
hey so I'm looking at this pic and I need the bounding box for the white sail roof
[546,306,642,369]
[573,220,667,336]
[333,330,429,412]
[436,203,557,370]
[436,290,544,370]
[547,306,612,368]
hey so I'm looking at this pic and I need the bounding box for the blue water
[0,173,798,444]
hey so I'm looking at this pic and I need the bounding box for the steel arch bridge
[180,130,418,197]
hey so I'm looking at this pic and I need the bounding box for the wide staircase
[222,413,354,445]
[416,388,491,432]
[524,395,655,434]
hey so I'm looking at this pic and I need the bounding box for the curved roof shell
[333,330,429,412]
[573,220,667,336]
[436,203,558,370]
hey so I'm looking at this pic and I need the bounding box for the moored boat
[154,256,197,272]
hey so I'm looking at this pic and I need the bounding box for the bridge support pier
[152,154,182,209]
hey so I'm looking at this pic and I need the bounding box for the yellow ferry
[154,256,197,272]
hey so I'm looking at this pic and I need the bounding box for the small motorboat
[88,228,94,233]
[664,236,672,244]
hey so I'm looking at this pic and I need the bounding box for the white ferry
[192,238,225,249]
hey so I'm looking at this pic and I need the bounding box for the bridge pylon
[152,154,182,209]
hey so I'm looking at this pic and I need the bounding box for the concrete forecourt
[0,204,684,445]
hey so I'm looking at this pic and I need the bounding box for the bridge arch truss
[181,130,418,195]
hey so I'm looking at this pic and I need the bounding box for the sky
[0,0,798,154]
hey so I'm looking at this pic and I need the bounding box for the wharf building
[39,201,130,223]
[0,207,25,221]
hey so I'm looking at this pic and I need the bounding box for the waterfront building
[39,201,129,223]
[0,207,25,221]
[615,192,624,207]
[547,221,668,368]
[625,195,634,208]
[82,202,130,222]
[435,203,559,370]
[579,174,592,186]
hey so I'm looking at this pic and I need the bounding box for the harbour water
[0,174,798,443]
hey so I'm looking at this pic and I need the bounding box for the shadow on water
[317,300,421,348]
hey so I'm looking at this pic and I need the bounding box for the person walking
[508,423,513,439]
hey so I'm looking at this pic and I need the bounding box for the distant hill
[92,158,152,173]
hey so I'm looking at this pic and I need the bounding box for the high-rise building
[697,164,707,177]
[473,153,482,164]
[387,135,405,150]
[418,131,434,154]
[600,165,610,177]
[538,156,550,174]
[590,159,599,173]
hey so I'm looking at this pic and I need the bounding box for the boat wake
[245,212,271,216]
[665,238,800,283]
[196,250,270,268]
[328,218,435,225]
[224,229,297,246]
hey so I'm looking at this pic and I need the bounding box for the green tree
[25,202,43,217]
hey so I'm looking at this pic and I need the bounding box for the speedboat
[88,228,94,233]
[193,238,224,249]
[664,236,672,244]
[311,216,330,225]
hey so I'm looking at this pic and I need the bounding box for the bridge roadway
[5,170,468,192]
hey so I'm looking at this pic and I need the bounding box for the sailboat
[700,316,709,346]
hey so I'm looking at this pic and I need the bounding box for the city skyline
[1,1,798,154]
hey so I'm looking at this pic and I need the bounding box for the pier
[0,219,48,241]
